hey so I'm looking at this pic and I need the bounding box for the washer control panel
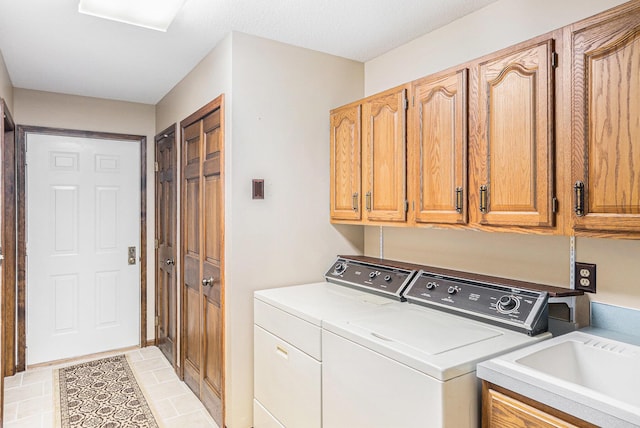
[404,271,548,335]
[325,257,417,301]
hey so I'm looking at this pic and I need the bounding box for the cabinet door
[330,104,361,221]
[363,86,408,222]
[471,39,555,227]
[571,7,640,232]
[411,69,468,224]
[485,388,579,428]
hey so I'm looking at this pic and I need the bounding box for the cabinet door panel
[412,69,467,224]
[486,389,579,428]
[472,39,555,227]
[330,105,361,221]
[363,87,407,222]
[572,10,640,232]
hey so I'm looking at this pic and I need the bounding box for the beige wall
[227,32,363,428]
[365,0,628,95]
[13,88,157,339]
[155,31,364,427]
[362,0,640,313]
[0,50,14,112]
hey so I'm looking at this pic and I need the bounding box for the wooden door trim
[154,123,177,369]
[15,125,147,372]
[1,99,15,424]
[179,93,225,423]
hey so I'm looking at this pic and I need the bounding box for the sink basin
[477,330,640,427]
[516,336,640,407]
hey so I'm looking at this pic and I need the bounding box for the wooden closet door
[155,128,177,367]
[182,120,203,393]
[180,97,225,427]
[200,111,223,422]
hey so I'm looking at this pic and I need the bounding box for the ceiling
[0,0,498,105]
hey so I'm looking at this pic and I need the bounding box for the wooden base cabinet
[330,85,409,224]
[570,1,640,234]
[482,383,597,428]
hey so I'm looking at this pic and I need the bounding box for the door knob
[202,277,214,287]
[165,258,175,266]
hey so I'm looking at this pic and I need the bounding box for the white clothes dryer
[253,256,419,428]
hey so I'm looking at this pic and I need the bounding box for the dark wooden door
[155,126,177,367]
[181,97,224,426]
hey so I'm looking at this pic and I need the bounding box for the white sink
[477,330,640,427]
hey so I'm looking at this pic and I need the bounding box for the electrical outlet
[575,262,596,293]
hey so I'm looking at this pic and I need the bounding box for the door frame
[179,94,225,418]
[154,123,177,368]
[1,98,16,422]
[15,125,147,372]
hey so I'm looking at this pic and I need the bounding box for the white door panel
[27,134,140,365]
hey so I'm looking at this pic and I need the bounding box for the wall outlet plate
[575,262,596,293]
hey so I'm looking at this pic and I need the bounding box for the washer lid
[323,303,549,381]
[350,308,502,355]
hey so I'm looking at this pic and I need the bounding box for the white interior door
[26,133,140,365]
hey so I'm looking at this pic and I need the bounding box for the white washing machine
[253,256,419,428]
[321,269,552,428]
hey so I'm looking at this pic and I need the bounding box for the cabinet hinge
[404,200,409,213]
[551,52,558,68]
[154,239,159,249]
[404,97,408,111]
[552,197,558,213]
[154,161,159,172]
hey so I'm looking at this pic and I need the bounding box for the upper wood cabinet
[469,38,556,228]
[410,69,468,225]
[330,86,409,224]
[362,86,409,223]
[570,3,640,233]
[330,103,361,221]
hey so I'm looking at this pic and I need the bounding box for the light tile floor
[3,346,219,428]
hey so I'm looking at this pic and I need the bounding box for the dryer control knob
[334,263,347,274]
[384,275,392,282]
[426,281,436,290]
[447,286,458,295]
[497,295,518,312]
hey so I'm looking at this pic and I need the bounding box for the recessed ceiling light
[78,0,187,32]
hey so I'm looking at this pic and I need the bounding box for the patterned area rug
[54,354,161,428]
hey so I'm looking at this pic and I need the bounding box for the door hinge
[154,239,159,249]
[404,200,409,213]
[404,97,409,111]
[154,161,159,172]
[155,316,159,327]
[552,197,558,213]
[551,52,558,68]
